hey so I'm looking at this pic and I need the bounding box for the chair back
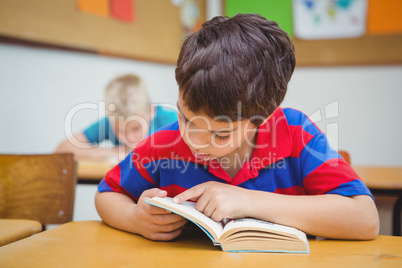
[0,153,76,226]
[338,150,351,165]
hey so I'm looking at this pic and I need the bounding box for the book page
[146,197,224,240]
[222,218,307,242]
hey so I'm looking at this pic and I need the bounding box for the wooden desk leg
[392,196,402,236]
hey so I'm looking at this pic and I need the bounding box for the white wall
[285,66,402,166]
[0,44,178,155]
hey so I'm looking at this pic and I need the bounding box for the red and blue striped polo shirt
[98,107,373,201]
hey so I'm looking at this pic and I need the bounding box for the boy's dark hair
[175,13,295,126]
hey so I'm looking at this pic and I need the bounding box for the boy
[55,74,177,160]
[95,14,379,241]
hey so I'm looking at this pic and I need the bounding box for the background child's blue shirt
[148,105,178,135]
[83,105,177,145]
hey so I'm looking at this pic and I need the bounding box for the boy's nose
[187,131,208,149]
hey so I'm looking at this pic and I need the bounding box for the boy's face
[177,94,258,162]
[111,113,151,148]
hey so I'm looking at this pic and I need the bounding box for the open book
[146,197,309,253]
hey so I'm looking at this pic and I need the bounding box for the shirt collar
[250,107,292,170]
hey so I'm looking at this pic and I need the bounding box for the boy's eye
[216,135,230,141]
[178,113,187,122]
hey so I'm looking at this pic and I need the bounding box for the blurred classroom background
[0,0,401,235]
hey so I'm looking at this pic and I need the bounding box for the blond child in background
[55,74,177,160]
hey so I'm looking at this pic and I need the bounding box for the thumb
[140,188,171,215]
[141,188,168,200]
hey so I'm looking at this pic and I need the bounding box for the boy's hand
[135,188,188,241]
[173,182,251,222]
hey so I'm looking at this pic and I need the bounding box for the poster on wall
[171,0,204,36]
[293,0,367,39]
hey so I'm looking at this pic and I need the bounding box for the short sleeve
[83,117,120,145]
[283,108,373,199]
[300,130,373,199]
[98,150,158,201]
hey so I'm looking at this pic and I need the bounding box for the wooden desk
[354,166,402,190]
[0,221,401,267]
[354,166,402,236]
[77,159,115,184]
[0,219,42,247]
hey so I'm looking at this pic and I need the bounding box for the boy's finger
[149,228,184,241]
[173,184,206,203]
[146,204,172,215]
[141,188,171,214]
[141,188,167,199]
[153,213,187,226]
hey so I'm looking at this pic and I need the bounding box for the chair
[0,153,76,229]
[338,150,351,165]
